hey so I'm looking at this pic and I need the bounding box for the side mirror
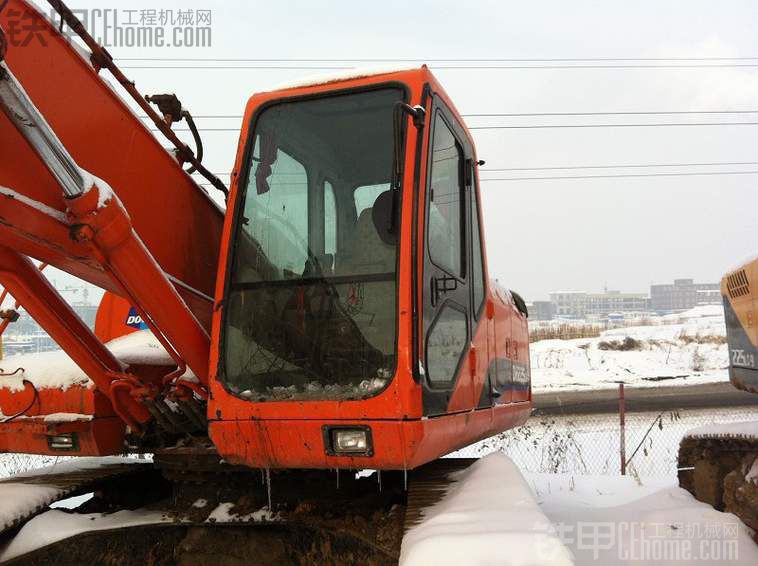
[371,190,396,246]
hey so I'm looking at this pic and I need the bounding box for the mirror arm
[389,103,426,235]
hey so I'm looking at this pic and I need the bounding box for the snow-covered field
[531,305,728,392]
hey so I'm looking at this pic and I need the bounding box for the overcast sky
[27,1,758,301]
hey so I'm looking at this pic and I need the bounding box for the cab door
[467,161,497,409]
[420,101,476,415]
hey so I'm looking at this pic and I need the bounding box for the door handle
[431,275,458,305]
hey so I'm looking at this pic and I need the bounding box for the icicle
[266,468,272,511]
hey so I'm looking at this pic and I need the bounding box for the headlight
[324,426,373,456]
[47,433,78,451]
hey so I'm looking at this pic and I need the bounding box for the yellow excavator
[679,256,758,533]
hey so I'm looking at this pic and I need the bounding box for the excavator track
[0,460,154,536]
[678,431,758,535]
[0,457,477,565]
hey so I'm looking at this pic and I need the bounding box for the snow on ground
[684,420,758,439]
[0,330,181,392]
[532,306,728,392]
[402,454,758,565]
[0,457,146,533]
[205,502,278,523]
[0,498,275,562]
[530,472,758,565]
[0,508,173,562]
[401,454,574,566]
[0,484,63,532]
[0,454,755,565]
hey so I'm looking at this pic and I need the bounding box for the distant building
[585,291,650,317]
[1,291,99,358]
[528,300,557,321]
[549,290,649,319]
[549,291,588,318]
[649,278,720,313]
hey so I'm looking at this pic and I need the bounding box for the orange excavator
[0,1,531,561]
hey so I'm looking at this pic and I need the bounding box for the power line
[203,161,758,176]
[117,57,758,62]
[121,63,758,70]
[154,122,758,133]
[197,169,758,185]
[479,170,758,181]
[138,110,758,120]
[469,122,758,130]
[464,110,758,117]
[481,160,758,172]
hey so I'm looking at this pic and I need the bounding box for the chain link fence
[0,454,70,479]
[453,405,757,477]
[1,406,756,479]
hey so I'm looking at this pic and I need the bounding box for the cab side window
[470,169,485,317]
[428,114,464,278]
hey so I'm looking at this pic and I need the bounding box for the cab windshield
[222,87,404,402]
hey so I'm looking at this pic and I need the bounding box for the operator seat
[334,191,396,356]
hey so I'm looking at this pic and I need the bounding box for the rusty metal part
[0,461,154,535]
[145,94,183,126]
[45,0,228,199]
[0,309,19,323]
[678,433,758,532]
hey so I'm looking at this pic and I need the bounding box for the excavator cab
[221,87,402,403]
[207,68,532,470]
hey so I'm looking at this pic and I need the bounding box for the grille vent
[726,269,751,299]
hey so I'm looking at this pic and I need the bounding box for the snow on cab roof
[266,64,422,93]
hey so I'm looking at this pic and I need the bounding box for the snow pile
[0,457,146,535]
[0,330,183,392]
[42,413,93,423]
[400,454,574,566]
[0,484,62,532]
[532,309,728,392]
[531,472,758,565]
[662,304,724,322]
[234,377,389,402]
[0,508,173,562]
[205,502,278,523]
[683,420,758,439]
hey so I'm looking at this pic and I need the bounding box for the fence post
[619,382,626,475]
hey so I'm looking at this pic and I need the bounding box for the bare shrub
[679,334,726,345]
[691,348,706,372]
[529,323,604,343]
[597,337,642,351]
